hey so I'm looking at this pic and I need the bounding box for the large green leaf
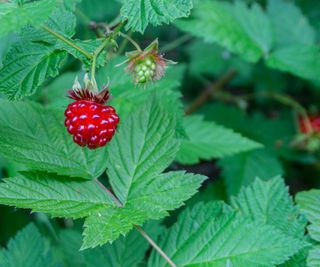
[267,0,316,47]
[266,45,320,82]
[0,7,79,100]
[0,0,56,37]
[120,0,193,33]
[231,176,306,239]
[176,0,272,62]
[176,115,262,165]
[0,100,110,179]
[0,42,66,100]
[0,171,114,219]
[0,223,61,267]
[82,101,206,248]
[219,149,283,196]
[107,100,179,204]
[148,202,305,267]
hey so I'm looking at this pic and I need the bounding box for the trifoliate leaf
[120,0,193,33]
[219,149,284,196]
[0,100,110,179]
[148,202,305,267]
[82,101,206,248]
[0,171,115,219]
[0,0,56,37]
[176,115,262,165]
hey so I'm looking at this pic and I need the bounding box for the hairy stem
[95,179,177,267]
[41,25,92,60]
[185,69,237,115]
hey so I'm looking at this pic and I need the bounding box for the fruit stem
[118,32,142,51]
[41,25,92,60]
[95,179,177,267]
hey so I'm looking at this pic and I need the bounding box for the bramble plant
[0,0,320,267]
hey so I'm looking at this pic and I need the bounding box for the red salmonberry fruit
[64,88,119,149]
[299,115,320,134]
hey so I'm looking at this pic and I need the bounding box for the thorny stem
[95,179,177,267]
[185,69,237,115]
[41,25,92,60]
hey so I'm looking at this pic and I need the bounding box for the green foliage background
[0,0,320,266]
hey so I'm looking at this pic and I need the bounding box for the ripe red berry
[64,88,119,149]
[299,115,320,134]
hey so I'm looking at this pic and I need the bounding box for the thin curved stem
[118,32,142,51]
[41,25,92,60]
[95,179,177,267]
[135,225,177,267]
[161,34,193,53]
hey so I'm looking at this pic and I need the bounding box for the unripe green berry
[145,58,153,66]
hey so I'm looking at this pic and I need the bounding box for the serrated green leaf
[120,0,193,33]
[107,101,179,204]
[176,0,272,62]
[0,42,66,100]
[296,190,320,224]
[1,223,61,267]
[22,7,76,43]
[82,101,206,248]
[266,45,320,82]
[231,176,306,238]
[267,0,316,47]
[59,221,162,267]
[0,0,56,37]
[148,202,305,267]
[0,100,110,179]
[309,223,320,242]
[219,149,284,196]
[83,171,206,248]
[176,115,262,165]
[308,246,320,267]
[0,171,114,219]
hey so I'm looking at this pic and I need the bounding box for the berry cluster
[64,89,119,149]
[134,58,156,83]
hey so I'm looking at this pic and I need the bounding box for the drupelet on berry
[64,88,119,149]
